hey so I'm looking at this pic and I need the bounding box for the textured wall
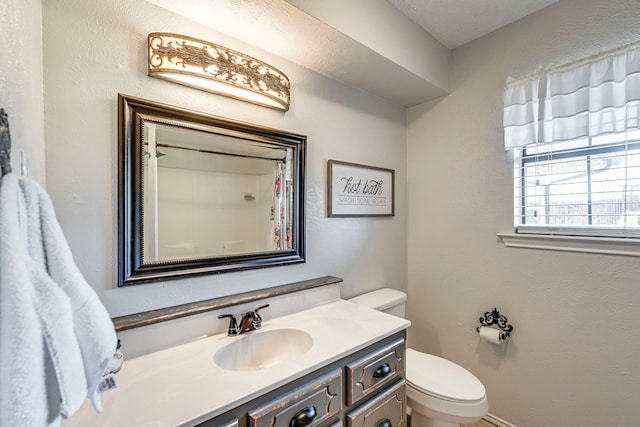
[42,0,407,317]
[0,0,46,183]
[406,0,640,426]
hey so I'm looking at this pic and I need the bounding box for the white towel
[0,173,62,426]
[19,176,118,413]
[0,173,118,426]
[28,255,88,417]
[8,174,87,418]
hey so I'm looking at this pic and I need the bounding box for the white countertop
[64,299,410,427]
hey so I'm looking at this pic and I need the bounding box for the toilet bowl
[349,289,488,427]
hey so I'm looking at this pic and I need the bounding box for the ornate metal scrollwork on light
[148,33,290,111]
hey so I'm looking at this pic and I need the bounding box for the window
[504,42,640,240]
[515,130,640,237]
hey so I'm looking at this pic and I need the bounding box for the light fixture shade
[148,33,290,111]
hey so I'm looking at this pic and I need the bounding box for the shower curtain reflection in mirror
[270,158,293,250]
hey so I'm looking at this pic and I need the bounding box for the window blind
[515,131,640,237]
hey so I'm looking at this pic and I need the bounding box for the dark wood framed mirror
[117,94,306,286]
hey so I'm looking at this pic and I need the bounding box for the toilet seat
[406,348,486,403]
[405,348,488,424]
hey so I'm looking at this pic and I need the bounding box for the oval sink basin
[214,328,314,371]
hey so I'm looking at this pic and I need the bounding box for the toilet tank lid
[348,288,407,311]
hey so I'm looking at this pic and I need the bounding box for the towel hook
[0,108,12,176]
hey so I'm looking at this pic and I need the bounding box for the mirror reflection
[118,94,306,286]
[143,123,294,261]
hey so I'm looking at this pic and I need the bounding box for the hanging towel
[28,255,88,418]
[0,173,63,426]
[19,176,118,413]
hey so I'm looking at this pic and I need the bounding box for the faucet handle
[242,304,269,330]
[218,314,238,336]
[255,304,270,314]
[253,304,270,325]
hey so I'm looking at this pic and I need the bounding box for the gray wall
[0,0,46,183]
[406,0,640,426]
[42,0,408,317]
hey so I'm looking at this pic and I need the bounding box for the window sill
[497,233,640,257]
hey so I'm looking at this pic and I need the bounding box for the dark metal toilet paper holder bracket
[476,307,514,340]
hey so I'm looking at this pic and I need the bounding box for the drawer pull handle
[290,406,317,427]
[373,363,392,378]
[376,418,392,427]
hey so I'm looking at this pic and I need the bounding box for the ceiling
[387,0,559,49]
[147,0,560,107]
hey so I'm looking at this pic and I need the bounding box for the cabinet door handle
[289,406,317,427]
[376,418,392,427]
[373,362,392,378]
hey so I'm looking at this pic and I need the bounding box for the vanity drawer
[248,369,343,427]
[345,338,405,405]
[345,380,406,427]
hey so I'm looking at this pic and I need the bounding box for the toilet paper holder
[476,308,514,340]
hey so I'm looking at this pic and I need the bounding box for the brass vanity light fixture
[147,33,290,111]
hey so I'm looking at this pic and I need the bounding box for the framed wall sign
[327,160,395,217]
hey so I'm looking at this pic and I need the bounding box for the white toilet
[349,288,488,427]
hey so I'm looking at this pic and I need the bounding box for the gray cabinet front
[248,369,343,427]
[345,338,405,406]
[345,380,406,427]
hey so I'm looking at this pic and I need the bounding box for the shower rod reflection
[155,142,286,162]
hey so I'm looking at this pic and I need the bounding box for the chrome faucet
[218,304,270,336]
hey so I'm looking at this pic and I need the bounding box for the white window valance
[503,41,640,150]
[503,76,541,149]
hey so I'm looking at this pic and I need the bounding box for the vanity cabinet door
[345,380,405,427]
[345,339,404,405]
[248,369,343,427]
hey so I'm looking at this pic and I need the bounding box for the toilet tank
[348,288,407,318]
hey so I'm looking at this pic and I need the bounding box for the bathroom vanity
[208,331,406,427]
[64,298,410,427]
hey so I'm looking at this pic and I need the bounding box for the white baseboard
[484,412,517,427]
